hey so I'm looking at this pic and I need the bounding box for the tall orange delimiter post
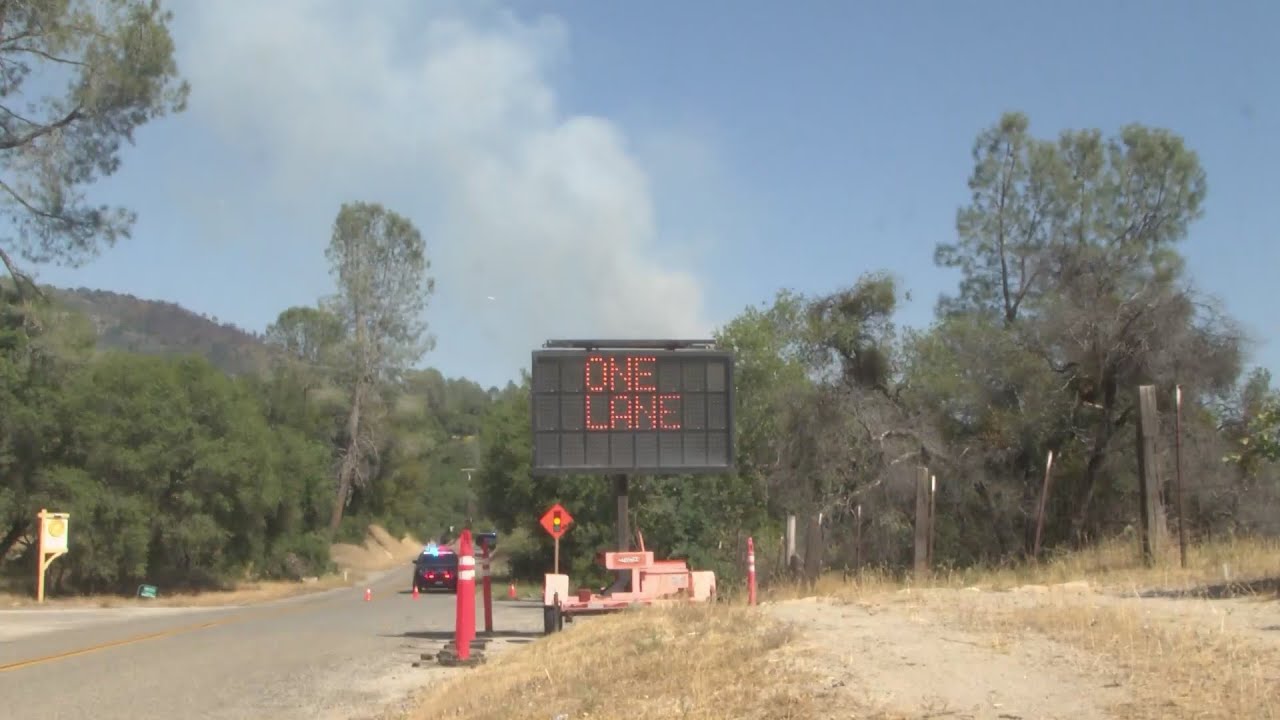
[454,530,477,660]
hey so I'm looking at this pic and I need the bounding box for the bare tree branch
[0,104,81,150]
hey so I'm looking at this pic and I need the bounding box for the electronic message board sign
[530,348,734,475]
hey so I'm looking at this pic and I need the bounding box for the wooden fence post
[854,504,863,573]
[785,514,796,573]
[1032,450,1056,560]
[1136,384,1168,566]
[914,466,930,578]
[803,513,823,588]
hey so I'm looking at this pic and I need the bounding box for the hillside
[49,286,275,376]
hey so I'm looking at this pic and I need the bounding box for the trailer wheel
[543,603,561,635]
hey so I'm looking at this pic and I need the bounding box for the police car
[412,542,458,593]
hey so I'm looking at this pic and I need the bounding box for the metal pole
[1176,385,1187,569]
[481,538,493,635]
[461,467,477,528]
[928,475,937,566]
[1032,451,1055,560]
[612,474,630,593]
[614,474,630,551]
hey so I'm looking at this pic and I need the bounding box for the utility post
[461,467,477,528]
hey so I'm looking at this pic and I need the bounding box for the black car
[412,546,459,593]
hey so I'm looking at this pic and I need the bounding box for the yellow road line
[0,585,388,673]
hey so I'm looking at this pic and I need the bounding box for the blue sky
[26,0,1280,389]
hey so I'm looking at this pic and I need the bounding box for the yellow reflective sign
[40,512,69,554]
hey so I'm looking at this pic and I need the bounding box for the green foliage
[323,201,437,533]
[5,105,1274,598]
[1239,400,1280,462]
[1224,368,1280,471]
[266,305,344,367]
[48,287,272,375]
[921,111,1244,548]
[0,0,189,285]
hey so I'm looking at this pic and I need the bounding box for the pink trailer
[541,533,716,633]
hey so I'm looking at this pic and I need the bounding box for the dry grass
[330,523,423,573]
[761,536,1280,603]
[950,535,1280,593]
[753,537,1280,718]
[954,598,1280,720]
[407,605,825,720]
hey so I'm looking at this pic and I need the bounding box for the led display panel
[530,349,734,475]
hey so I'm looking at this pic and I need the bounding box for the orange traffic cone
[507,582,517,600]
[364,587,372,601]
[412,585,419,600]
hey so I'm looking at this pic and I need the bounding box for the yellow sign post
[36,509,70,603]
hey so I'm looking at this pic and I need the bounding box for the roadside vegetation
[408,605,824,720]
[1,1,1277,618]
[411,536,1275,719]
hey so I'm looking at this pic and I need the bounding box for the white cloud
[175,0,712,380]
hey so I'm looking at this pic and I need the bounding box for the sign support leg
[35,510,46,604]
[598,474,632,596]
[554,536,560,575]
[614,474,630,551]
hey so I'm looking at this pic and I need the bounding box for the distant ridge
[49,286,273,376]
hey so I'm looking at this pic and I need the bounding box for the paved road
[0,569,546,720]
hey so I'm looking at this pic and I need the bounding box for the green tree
[265,305,345,368]
[0,284,94,560]
[322,202,435,534]
[931,112,1243,544]
[713,289,812,514]
[0,0,189,289]
[1223,368,1280,471]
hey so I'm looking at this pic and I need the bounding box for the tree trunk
[1070,378,1122,544]
[328,380,365,535]
[0,520,30,560]
[973,481,1010,558]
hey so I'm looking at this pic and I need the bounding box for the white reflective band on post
[481,566,490,578]
[459,569,476,581]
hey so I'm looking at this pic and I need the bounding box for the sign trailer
[529,340,734,631]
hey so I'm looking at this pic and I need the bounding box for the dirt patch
[331,524,422,577]
[808,581,1278,720]
[939,586,1280,719]
[768,594,1126,719]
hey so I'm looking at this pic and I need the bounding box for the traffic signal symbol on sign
[539,503,573,539]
